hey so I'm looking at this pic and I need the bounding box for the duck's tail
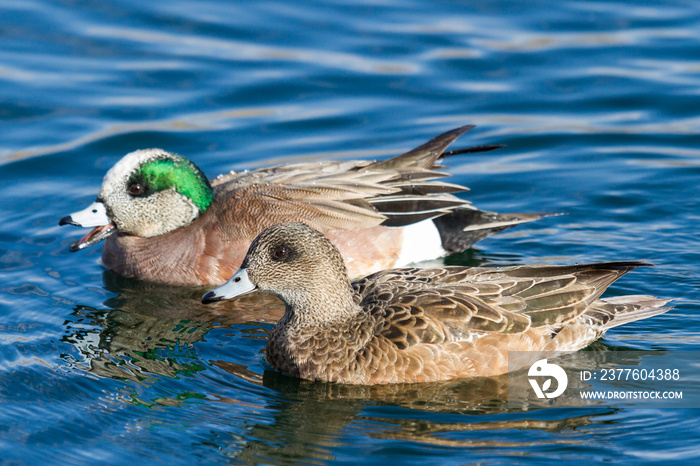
[363,125,558,246]
[431,208,557,252]
[585,295,672,330]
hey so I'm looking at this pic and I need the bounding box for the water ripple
[1,0,699,463]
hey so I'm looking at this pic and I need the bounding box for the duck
[59,126,549,286]
[201,222,671,385]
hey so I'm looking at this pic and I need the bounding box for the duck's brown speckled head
[203,222,359,324]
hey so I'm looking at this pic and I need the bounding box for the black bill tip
[59,215,78,226]
[201,291,224,304]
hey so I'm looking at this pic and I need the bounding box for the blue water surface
[1,0,700,463]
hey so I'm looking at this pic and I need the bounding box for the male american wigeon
[59,126,549,286]
[202,222,670,385]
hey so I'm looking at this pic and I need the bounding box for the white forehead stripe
[100,149,170,196]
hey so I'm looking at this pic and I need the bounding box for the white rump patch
[394,219,446,267]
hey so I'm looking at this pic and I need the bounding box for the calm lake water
[2,0,700,463]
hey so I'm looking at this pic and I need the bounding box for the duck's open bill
[59,201,116,251]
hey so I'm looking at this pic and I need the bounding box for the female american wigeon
[59,126,548,286]
[202,222,670,385]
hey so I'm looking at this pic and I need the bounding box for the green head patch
[128,157,214,212]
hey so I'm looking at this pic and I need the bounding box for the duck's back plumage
[208,125,480,233]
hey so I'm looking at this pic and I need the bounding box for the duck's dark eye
[128,182,146,196]
[273,247,288,260]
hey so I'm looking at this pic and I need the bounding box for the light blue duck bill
[58,201,117,252]
[60,201,110,228]
[201,268,257,303]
